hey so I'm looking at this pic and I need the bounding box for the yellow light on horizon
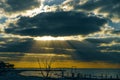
[10,60,120,68]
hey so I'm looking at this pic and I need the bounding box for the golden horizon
[9,60,120,69]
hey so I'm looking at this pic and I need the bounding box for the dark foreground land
[0,61,120,80]
[0,71,120,80]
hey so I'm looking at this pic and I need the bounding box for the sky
[0,0,120,68]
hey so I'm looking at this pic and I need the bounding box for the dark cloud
[0,37,33,52]
[0,0,40,12]
[5,11,107,36]
[86,37,120,51]
[70,39,120,63]
[0,52,25,61]
[0,37,120,63]
[43,0,65,6]
[0,38,74,54]
[59,0,120,21]
[86,37,120,44]
[0,0,120,64]
[76,0,120,21]
[0,37,70,53]
[112,30,120,34]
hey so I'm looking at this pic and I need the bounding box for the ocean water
[19,68,120,79]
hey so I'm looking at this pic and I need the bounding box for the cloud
[0,37,33,52]
[55,0,120,22]
[0,0,40,13]
[0,35,120,63]
[1,0,120,22]
[72,38,120,63]
[0,52,25,61]
[43,0,65,6]
[5,11,107,36]
[0,0,120,64]
[86,37,120,52]
[76,0,120,22]
[0,17,7,24]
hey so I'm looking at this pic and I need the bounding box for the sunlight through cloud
[33,36,85,41]
[34,36,65,41]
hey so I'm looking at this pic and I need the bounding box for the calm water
[19,68,120,78]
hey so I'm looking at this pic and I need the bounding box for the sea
[19,68,120,79]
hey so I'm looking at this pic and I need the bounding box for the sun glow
[34,36,65,41]
[33,35,85,41]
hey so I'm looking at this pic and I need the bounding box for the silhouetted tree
[37,56,55,79]
[0,61,14,75]
[0,61,6,69]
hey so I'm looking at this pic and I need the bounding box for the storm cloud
[5,11,107,36]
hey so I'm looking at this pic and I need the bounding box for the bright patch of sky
[0,16,7,24]
[108,20,120,30]
[43,0,64,6]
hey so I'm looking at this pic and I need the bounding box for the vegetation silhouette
[0,61,120,80]
[0,61,14,75]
